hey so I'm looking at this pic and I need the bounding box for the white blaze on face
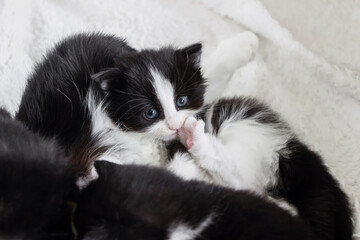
[150,68,180,129]
[148,68,198,141]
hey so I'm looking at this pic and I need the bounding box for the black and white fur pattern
[15,31,352,238]
[16,32,204,186]
[169,97,353,239]
[16,32,258,188]
[75,161,317,240]
[0,108,317,239]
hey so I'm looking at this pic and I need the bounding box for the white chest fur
[87,89,165,167]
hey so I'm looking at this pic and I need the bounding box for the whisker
[70,78,82,101]
[113,89,147,99]
[56,88,74,115]
[118,102,149,121]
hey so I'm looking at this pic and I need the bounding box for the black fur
[16,32,205,175]
[166,140,188,160]
[209,97,353,240]
[0,110,316,239]
[16,33,135,153]
[75,161,317,240]
[0,109,76,239]
[93,44,205,131]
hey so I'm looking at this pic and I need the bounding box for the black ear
[91,68,122,93]
[179,43,202,68]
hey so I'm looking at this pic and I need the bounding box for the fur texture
[0,110,316,239]
[1,1,359,235]
[75,161,317,240]
[0,109,75,239]
[171,97,353,240]
[16,31,258,187]
[16,33,205,182]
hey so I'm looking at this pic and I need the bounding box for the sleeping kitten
[169,98,353,239]
[16,32,257,187]
[0,108,317,240]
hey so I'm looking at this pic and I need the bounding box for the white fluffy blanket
[0,0,359,237]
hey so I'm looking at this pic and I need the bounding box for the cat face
[93,44,205,141]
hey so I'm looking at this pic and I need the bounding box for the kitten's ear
[179,43,202,68]
[91,68,122,93]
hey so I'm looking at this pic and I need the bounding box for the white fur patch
[267,196,298,216]
[168,215,213,240]
[147,68,198,141]
[150,68,178,128]
[167,152,211,182]
[76,166,99,190]
[185,109,291,193]
[86,89,163,166]
[203,31,258,104]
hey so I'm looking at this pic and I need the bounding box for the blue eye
[144,108,158,120]
[176,96,188,107]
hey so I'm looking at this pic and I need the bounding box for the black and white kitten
[169,99,354,239]
[0,108,317,240]
[16,32,257,187]
[16,32,204,186]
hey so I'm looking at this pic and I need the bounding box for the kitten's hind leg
[203,31,259,104]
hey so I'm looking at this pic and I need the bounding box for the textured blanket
[0,0,359,237]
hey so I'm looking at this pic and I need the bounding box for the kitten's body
[76,161,316,240]
[0,108,317,239]
[16,32,257,186]
[171,98,353,239]
[16,33,202,183]
[15,31,352,238]
[0,109,75,239]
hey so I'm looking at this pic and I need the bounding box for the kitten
[0,108,317,240]
[0,108,75,239]
[75,160,317,240]
[169,97,353,239]
[16,32,257,187]
[16,32,204,186]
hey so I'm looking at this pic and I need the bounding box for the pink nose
[169,127,178,131]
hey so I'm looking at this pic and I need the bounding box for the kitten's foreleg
[166,152,212,182]
[203,31,258,104]
[178,116,264,193]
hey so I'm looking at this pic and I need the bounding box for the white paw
[178,117,206,150]
[215,31,259,71]
[167,152,214,182]
[76,166,99,190]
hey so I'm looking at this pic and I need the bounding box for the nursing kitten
[169,98,353,239]
[0,108,317,240]
[16,32,257,187]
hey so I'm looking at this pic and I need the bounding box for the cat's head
[92,43,205,141]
